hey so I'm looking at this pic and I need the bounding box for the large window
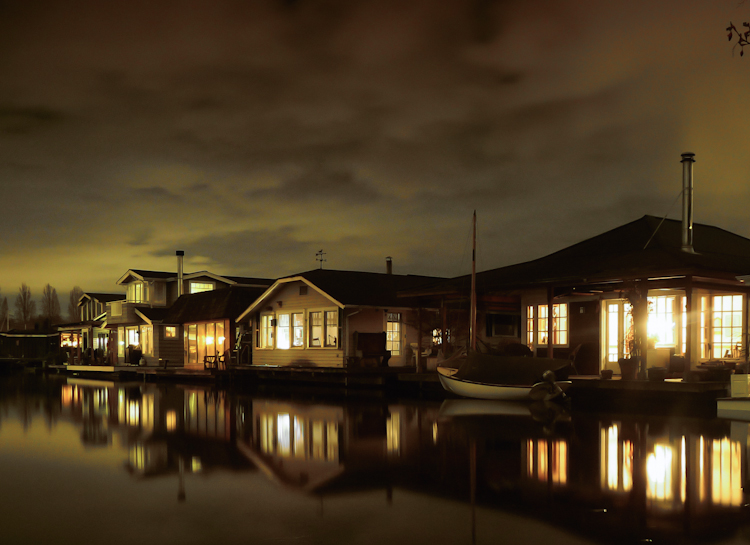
[386,313,401,355]
[185,321,226,364]
[532,304,568,347]
[308,310,338,348]
[126,282,146,303]
[712,295,743,359]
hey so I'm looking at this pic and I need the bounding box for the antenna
[316,249,327,269]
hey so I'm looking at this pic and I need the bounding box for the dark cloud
[0,0,748,295]
[247,164,382,204]
[0,106,63,134]
[133,186,183,203]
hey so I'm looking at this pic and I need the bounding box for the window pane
[309,312,322,347]
[386,313,401,355]
[325,311,338,347]
[292,313,304,347]
[277,314,290,349]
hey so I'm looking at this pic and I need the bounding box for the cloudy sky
[2,0,750,302]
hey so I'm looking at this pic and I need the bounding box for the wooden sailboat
[436,212,573,401]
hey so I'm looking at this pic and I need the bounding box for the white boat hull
[437,366,571,401]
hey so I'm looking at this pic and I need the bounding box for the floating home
[236,267,446,369]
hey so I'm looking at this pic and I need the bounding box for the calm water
[2,373,750,545]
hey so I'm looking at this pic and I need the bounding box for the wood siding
[252,281,343,367]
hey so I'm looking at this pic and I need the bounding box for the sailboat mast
[470,211,477,351]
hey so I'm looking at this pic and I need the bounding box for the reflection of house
[107,254,272,366]
[236,268,445,368]
[409,215,750,375]
[58,292,124,363]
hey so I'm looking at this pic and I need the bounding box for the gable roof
[164,286,269,324]
[238,269,446,321]
[116,269,273,288]
[117,269,176,284]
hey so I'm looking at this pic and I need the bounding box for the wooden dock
[568,376,730,416]
[47,364,734,414]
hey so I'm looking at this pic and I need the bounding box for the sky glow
[2,0,750,300]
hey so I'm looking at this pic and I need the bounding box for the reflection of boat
[437,352,572,401]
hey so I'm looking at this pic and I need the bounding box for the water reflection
[2,374,750,544]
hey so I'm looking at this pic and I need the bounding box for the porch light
[206,336,214,345]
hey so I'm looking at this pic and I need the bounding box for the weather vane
[316,249,327,269]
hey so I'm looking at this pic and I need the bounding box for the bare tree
[0,293,7,331]
[14,283,36,330]
[41,284,62,323]
[68,286,84,322]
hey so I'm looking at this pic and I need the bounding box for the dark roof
[478,215,750,290]
[222,275,274,286]
[129,270,176,279]
[288,269,447,307]
[402,215,750,297]
[84,292,125,303]
[164,286,268,324]
[136,307,170,322]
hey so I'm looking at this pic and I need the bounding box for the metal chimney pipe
[681,153,695,253]
[386,256,393,275]
[176,250,184,296]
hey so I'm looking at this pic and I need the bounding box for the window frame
[526,303,569,349]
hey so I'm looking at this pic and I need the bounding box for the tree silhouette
[14,283,36,330]
[727,22,750,56]
[40,284,62,323]
[68,286,84,322]
[0,296,7,331]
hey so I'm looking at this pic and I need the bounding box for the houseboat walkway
[47,363,733,415]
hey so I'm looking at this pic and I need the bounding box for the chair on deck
[353,332,391,367]
[204,354,218,370]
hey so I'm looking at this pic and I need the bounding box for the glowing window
[536,304,568,346]
[258,315,274,349]
[386,313,401,355]
[292,313,304,347]
[309,312,322,347]
[189,282,214,294]
[712,295,743,359]
[277,314,290,350]
[325,311,338,347]
[165,326,177,338]
[526,306,534,348]
[648,296,676,347]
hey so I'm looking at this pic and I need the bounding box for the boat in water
[435,212,574,401]
[437,351,573,401]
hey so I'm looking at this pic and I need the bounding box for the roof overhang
[237,276,344,322]
[134,309,164,325]
[116,270,147,285]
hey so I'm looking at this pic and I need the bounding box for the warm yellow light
[206,336,214,345]
[646,444,674,501]
[166,410,177,431]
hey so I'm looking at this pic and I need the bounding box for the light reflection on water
[2,374,750,545]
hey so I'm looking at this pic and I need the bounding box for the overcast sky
[2,0,750,302]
